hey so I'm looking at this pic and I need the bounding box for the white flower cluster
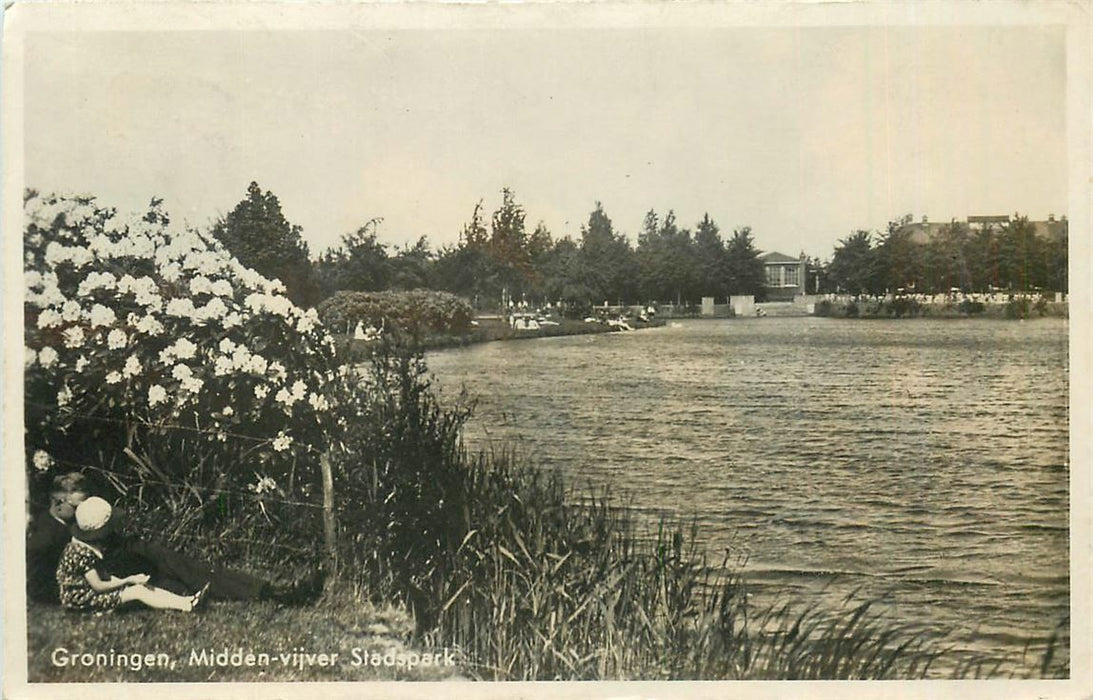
[190,275,234,298]
[43,241,94,268]
[148,384,168,407]
[308,391,330,412]
[171,363,204,394]
[32,449,54,472]
[272,431,293,452]
[135,314,165,336]
[62,327,85,348]
[158,337,197,364]
[296,308,320,334]
[123,356,142,378]
[26,196,99,233]
[274,380,311,414]
[249,473,279,494]
[107,329,128,350]
[25,271,66,308]
[24,193,337,467]
[36,308,62,329]
[61,300,81,323]
[244,292,297,320]
[38,346,59,368]
[77,271,118,297]
[89,304,117,328]
[118,275,164,310]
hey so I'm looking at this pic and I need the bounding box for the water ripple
[428,317,1069,675]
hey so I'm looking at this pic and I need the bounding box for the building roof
[896,217,1066,244]
[759,251,801,264]
[897,222,947,245]
[1031,220,1068,240]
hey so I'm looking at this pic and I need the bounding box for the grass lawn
[26,593,468,682]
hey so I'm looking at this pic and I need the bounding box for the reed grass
[364,449,958,680]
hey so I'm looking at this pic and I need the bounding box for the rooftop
[759,251,801,264]
[897,216,1066,244]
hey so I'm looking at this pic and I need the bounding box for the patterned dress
[56,539,122,612]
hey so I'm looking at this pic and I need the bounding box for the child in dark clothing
[26,473,88,603]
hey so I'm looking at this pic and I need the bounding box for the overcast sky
[25,25,1066,259]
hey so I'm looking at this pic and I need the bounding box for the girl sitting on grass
[56,497,209,613]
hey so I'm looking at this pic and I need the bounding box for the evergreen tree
[462,201,489,249]
[211,181,317,305]
[489,188,532,303]
[527,221,554,261]
[874,216,921,293]
[724,227,765,296]
[526,221,555,301]
[692,213,727,300]
[635,210,696,305]
[635,210,662,302]
[1045,220,1068,293]
[826,230,877,295]
[997,215,1046,292]
[579,202,634,305]
[315,217,391,297]
[661,213,697,305]
[389,236,434,291]
[965,226,1000,292]
[541,236,593,316]
[923,221,971,293]
[434,201,495,306]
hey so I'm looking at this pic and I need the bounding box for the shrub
[889,297,922,318]
[317,289,475,339]
[1034,296,1048,316]
[958,299,986,315]
[1005,297,1032,319]
[23,193,338,565]
[560,297,593,320]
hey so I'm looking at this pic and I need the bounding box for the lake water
[426,317,1069,677]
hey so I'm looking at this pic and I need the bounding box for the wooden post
[320,451,338,581]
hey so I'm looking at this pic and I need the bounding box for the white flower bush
[23,193,338,498]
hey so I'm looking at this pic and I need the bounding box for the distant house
[898,214,1067,244]
[759,251,807,301]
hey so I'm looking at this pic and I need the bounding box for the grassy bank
[27,593,465,682]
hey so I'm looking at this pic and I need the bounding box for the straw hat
[71,496,122,542]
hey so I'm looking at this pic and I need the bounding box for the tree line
[823,215,1068,296]
[212,183,767,315]
[211,183,1068,314]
